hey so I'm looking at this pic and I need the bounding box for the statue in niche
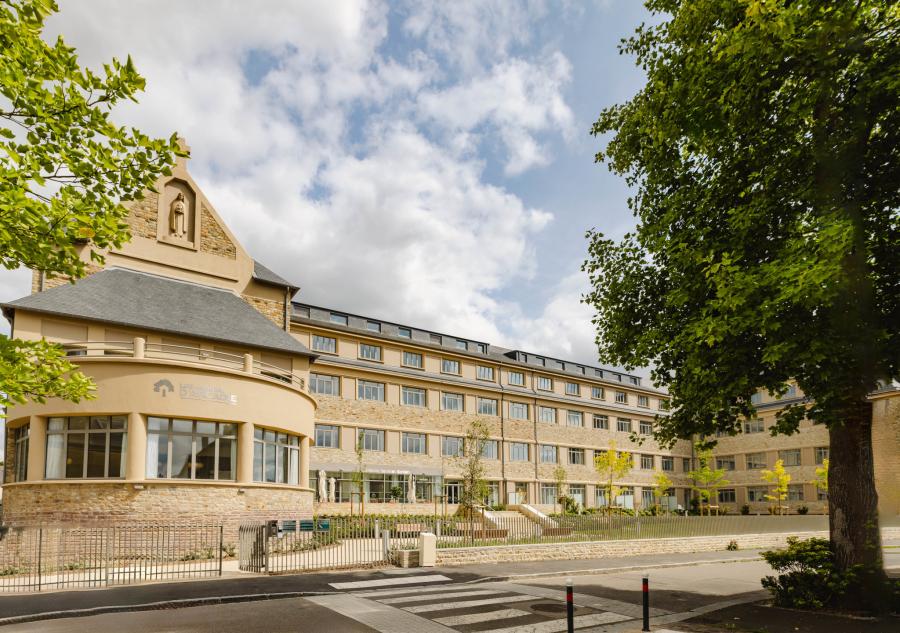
[169,192,187,238]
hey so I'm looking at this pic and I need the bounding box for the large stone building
[2,151,897,531]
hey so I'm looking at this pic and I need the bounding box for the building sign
[153,379,237,405]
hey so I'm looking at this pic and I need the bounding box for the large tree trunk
[827,399,887,608]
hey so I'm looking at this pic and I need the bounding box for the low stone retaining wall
[435,527,900,566]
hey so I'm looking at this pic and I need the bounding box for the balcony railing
[60,339,306,392]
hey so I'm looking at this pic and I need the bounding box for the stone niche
[158,178,198,248]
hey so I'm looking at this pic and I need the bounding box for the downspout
[499,377,507,504]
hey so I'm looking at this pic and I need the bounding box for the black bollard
[642,576,650,631]
[566,577,574,633]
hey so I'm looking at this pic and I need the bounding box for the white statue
[317,470,327,502]
[328,476,337,503]
[407,473,416,504]
[169,192,187,238]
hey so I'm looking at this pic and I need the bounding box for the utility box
[419,532,436,567]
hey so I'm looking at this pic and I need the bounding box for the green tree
[584,0,897,604]
[593,440,633,514]
[458,419,490,514]
[762,459,792,515]
[652,470,674,514]
[352,433,366,516]
[0,0,180,413]
[815,458,830,495]
[689,447,729,516]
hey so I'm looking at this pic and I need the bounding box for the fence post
[37,528,42,592]
[218,526,224,576]
[382,528,390,561]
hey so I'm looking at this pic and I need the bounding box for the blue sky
[0,0,658,371]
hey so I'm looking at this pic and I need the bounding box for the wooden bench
[394,523,426,535]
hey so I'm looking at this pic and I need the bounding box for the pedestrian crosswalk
[331,574,635,632]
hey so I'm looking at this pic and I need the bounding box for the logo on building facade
[152,379,237,405]
[153,379,175,397]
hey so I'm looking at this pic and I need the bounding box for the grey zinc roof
[3,268,314,357]
[253,260,298,290]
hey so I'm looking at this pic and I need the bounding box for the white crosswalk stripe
[330,573,452,590]
[433,608,531,627]
[355,584,482,599]
[380,588,500,604]
[404,594,536,614]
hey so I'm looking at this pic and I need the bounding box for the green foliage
[558,495,579,515]
[815,458,829,493]
[761,459,791,513]
[389,485,404,501]
[761,537,857,609]
[651,470,674,513]
[726,540,738,551]
[797,505,809,515]
[0,0,181,413]
[593,440,633,514]
[352,434,366,514]
[458,419,490,511]
[689,446,729,515]
[740,504,750,516]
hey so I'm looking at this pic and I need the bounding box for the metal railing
[0,523,224,592]
[61,340,306,391]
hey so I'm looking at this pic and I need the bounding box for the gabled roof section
[252,260,298,292]
[3,268,314,358]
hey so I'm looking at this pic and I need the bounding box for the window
[566,411,584,427]
[330,313,348,326]
[779,449,801,467]
[401,386,426,407]
[442,436,464,457]
[146,418,234,481]
[510,443,529,461]
[568,447,585,465]
[402,432,426,454]
[430,333,442,344]
[540,484,558,505]
[818,488,828,501]
[477,343,487,354]
[402,350,423,369]
[747,487,768,502]
[357,380,385,401]
[508,371,525,386]
[540,445,558,463]
[787,485,804,501]
[641,488,654,509]
[815,447,829,465]
[366,321,381,332]
[441,358,460,374]
[538,406,557,424]
[661,456,674,472]
[455,339,467,350]
[595,488,608,507]
[683,458,691,472]
[359,343,382,361]
[716,455,736,470]
[639,421,653,435]
[252,427,299,485]
[478,397,498,415]
[477,365,494,381]
[481,440,499,460]
[750,392,763,405]
[638,395,649,408]
[315,424,339,448]
[718,489,736,503]
[746,452,767,469]
[615,391,627,404]
[743,419,765,434]
[593,414,609,430]
[640,454,654,469]
[309,373,340,396]
[591,386,605,400]
[536,376,553,391]
[630,376,640,385]
[783,384,797,398]
[569,484,585,505]
[398,327,411,338]
[617,418,632,433]
[658,399,670,411]
[358,428,385,451]
[565,382,580,396]
[442,392,464,411]
[46,416,127,479]
[13,424,29,482]
[311,335,336,353]
[509,402,529,420]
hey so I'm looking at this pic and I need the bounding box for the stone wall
[2,482,313,543]
[873,395,900,516]
[124,192,159,240]
[242,294,286,329]
[200,204,237,259]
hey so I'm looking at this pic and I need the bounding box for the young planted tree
[689,447,729,516]
[585,0,898,606]
[0,0,181,413]
[458,419,491,523]
[762,459,792,515]
[351,433,366,516]
[593,440,633,514]
[652,471,674,515]
[552,464,568,514]
[815,458,830,496]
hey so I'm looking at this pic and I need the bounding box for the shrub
[797,505,809,515]
[761,537,855,609]
[221,543,237,558]
[740,504,750,515]
[558,495,579,515]
[726,540,739,551]
[389,485,404,501]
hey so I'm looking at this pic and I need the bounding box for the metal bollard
[566,577,574,633]
[642,576,650,631]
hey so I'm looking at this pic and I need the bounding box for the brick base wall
[1,483,313,544]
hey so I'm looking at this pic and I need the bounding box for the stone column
[299,436,311,489]
[125,412,147,480]
[237,421,255,483]
[26,415,45,481]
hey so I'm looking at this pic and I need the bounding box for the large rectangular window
[815,447,829,465]
[593,414,609,430]
[540,484,558,505]
[477,366,494,381]
[442,436,464,457]
[616,418,632,433]
[401,432,427,454]
[311,335,336,353]
[358,380,385,402]
[640,454,654,469]
[536,376,553,391]
[359,343,382,361]
[565,382,580,396]
[538,406,556,424]
[315,424,339,448]
[252,427,299,485]
[13,424,29,482]
[508,371,525,386]
[718,489,736,503]
[358,428,385,451]
[637,395,649,408]
[481,440,498,460]
[442,392,464,411]
[661,456,674,472]
[746,452,767,469]
[639,421,653,435]
[477,397,498,415]
[46,415,127,479]
[568,447,585,465]
[747,487,768,502]
[743,419,765,434]
[146,418,234,481]
[509,402,529,420]
[441,358,460,375]
[401,386,427,407]
[309,373,340,396]
[402,351,423,369]
[510,442,529,462]
[716,455,736,470]
[566,411,583,427]
[591,386,605,400]
[615,391,627,404]
[788,485,804,501]
[779,449,801,466]
[540,445,558,463]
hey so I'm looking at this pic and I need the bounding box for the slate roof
[3,268,314,357]
[253,260,298,291]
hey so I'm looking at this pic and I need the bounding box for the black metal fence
[0,524,224,591]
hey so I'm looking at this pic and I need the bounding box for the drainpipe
[500,383,507,504]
